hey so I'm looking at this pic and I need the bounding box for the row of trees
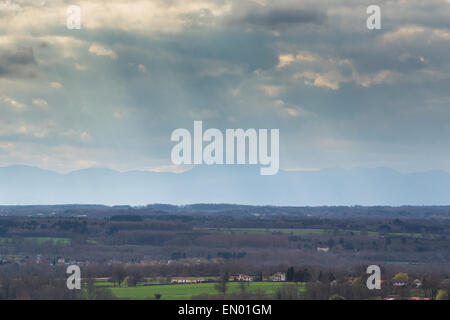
[0,275,114,300]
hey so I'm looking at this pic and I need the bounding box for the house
[171,277,191,284]
[440,279,450,288]
[229,274,253,282]
[171,277,205,284]
[392,279,407,287]
[316,247,330,253]
[272,272,286,282]
[345,277,356,284]
[412,279,422,288]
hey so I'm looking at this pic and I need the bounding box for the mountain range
[1,165,450,206]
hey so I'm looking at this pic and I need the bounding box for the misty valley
[0,204,449,300]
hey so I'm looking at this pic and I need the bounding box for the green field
[31,237,71,245]
[108,282,303,300]
[94,276,219,287]
[0,237,70,245]
[213,228,325,236]
[202,228,446,240]
[94,280,116,287]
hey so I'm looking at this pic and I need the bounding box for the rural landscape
[0,204,449,300]
[1,0,450,306]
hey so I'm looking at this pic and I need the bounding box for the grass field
[0,237,70,245]
[201,228,446,239]
[31,237,71,245]
[108,282,303,300]
[212,228,325,236]
[94,276,219,287]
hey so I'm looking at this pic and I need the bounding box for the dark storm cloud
[0,47,37,78]
[240,8,327,27]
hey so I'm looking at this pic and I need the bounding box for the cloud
[277,51,320,69]
[75,63,87,71]
[32,98,49,110]
[382,26,426,43]
[50,82,63,89]
[259,85,285,97]
[0,0,449,174]
[0,95,26,110]
[0,0,22,15]
[88,44,118,59]
[76,0,231,33]
[60,129,92,143]
[295,71,339,90]
[277,54,295,69]
[273,99,310,118]
[235,7,327,28]
[137,64,147,73]
[0,119,54,138]
[381,26,450,45]
[0,47,37,78]
[434,29,450,40]
[0,141,101,173]
[80,131,92,142]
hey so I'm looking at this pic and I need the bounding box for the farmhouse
[171,277,205,284]
[56,257,69,265]
[272,272,286,282]
[392,279,407,287]
[229,274,253,282]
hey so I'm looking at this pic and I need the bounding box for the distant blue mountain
[1,165,450,205]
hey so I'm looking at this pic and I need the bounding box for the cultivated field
[106,282,303,300]
[200,228,445,239]
[0,237,70,245]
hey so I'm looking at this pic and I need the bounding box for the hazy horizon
[1,164,450,206]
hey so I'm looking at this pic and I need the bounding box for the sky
[0,0,450,174]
